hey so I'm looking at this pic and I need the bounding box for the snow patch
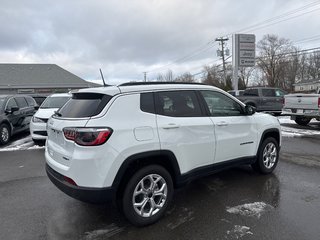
[226,202,273,218]
[226,225,253,239]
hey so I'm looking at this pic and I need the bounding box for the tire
[0,123,11,145]
[122,165,173,226]
[294,117,311,126]
[252,137,279,174]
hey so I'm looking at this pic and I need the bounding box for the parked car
[236,87,286,115]
[45,82,281,226]
[0,95,37,145]
[227,90,244,97]
[30,94,48,106]
[30,93,71,144]
[282,88,320,125]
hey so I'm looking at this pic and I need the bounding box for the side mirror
[34,105,39,110]
[244,105,256,115]
[5,106,20,114]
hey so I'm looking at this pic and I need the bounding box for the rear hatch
[284,94,320,110]
[46,92,114,168]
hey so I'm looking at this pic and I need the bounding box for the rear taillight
[63,127,113,146]
[318,97,320,109]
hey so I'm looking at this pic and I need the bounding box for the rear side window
[15,97,28,108]
[155,91,202,117]
[58,93,112,118]
[243,89,259,96]
[25,96,36,107]
[140,92,155,114]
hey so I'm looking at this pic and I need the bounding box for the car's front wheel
[0,123,11,145]
[122,165,173,226]
[252,137,279,174]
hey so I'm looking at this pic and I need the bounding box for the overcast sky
[1,0,320,85]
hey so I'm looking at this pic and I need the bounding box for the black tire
[122,165,173,226]
[294,117,311,126]
[252,137,279,174]
[0,123,11,145]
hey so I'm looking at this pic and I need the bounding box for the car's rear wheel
[122,165,173,226]
[252,137,279,174]
[0,123,11,145]
[294,117,311,126]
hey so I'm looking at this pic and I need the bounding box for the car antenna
[99,68,107,87]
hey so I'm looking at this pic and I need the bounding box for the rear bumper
[282,109,320,118]
[46,164,114,203]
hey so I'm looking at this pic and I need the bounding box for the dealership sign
[233,34,256,67]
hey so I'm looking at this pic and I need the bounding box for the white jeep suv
[45,82,281,226]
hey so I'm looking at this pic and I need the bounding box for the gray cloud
[0,0,319,82]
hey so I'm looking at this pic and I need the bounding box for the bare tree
[257,34,295,88]
[175,72,195,83]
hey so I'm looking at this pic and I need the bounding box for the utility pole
[215,37,229,85]
[143,72,147,82]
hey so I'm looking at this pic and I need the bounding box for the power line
[145,1,320,77]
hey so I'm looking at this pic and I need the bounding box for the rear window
[57,93,112,118]
[41,96,70,109]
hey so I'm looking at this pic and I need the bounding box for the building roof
[0,63,100,89]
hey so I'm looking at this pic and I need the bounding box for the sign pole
[232,34,239,91]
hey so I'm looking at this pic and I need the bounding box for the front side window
[58,93,112,118]
[6,98,18,110]
[201,91,243,116]
[155,91,202,117]
[262,89,276,97]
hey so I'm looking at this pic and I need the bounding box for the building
[0,63,100,95]
[293,79,320,93]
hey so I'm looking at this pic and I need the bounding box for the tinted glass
[140,92,155,114]
[201,91,243,116]
[41,96,70,109]
[15,97,28,108]
[262,89,276,97]
[244,89,259,96]
[0,98,6,109]
[155,91,202,117]
[25,96,36,106]
[58,93,112,118]
[6,98,18,110]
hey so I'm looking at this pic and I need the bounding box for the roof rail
[118,81,208,86]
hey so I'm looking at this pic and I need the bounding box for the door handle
[216,121,228,127]
[162,123,180,129]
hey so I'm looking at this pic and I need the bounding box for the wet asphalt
[1,137,320,240]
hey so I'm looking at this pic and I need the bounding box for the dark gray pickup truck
[236,87,286,115]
